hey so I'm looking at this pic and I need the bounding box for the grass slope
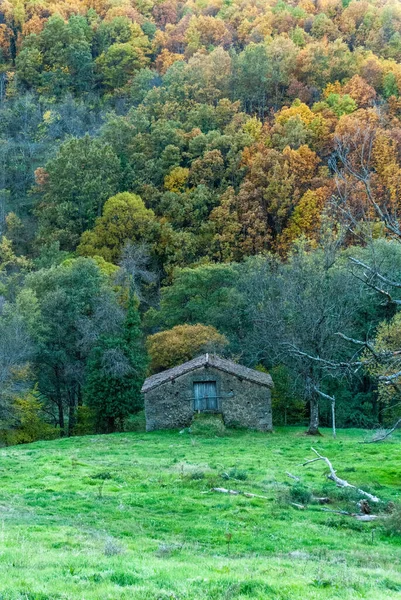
[0,427,400,599]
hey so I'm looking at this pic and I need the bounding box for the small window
[194,381,217,411]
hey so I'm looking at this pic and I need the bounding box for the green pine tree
[84,297,148,433]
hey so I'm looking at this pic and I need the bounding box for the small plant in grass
[155,542,183,557]
[123,411,146,432]
[110,571,138,586]
[381,578,401,592]
[324,517,364,532]
[91,471,112,498]
[225,532,232,554]
[311,577,334,588]
[189,470,205,480]
[190,413,226,436]
[311,566,335,589]
[289,483,312,505]
[104,536,124,556]
[222,468,248,481]
[381,503,401,537]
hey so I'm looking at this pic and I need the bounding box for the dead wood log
[290,502,305,509]
[320,507,353,516]
[212,487,239,495]
[286,472,300,482]
[319,507,379,521]
[210,487,268,499]
[302,447,381,503]
[313,497,331,504]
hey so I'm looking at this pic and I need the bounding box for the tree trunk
[67,390,77,437]
[107,416,115,433]
[58,401,65,437]
[307,395,320,435]
[54,366,65,436]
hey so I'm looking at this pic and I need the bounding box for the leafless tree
[239,248,360,434]
[310,125,401,438]
[77,291,126,355]
[116,242,158,302]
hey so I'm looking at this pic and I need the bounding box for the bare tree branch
[303,448,381,503]
[285,344,362,370]
[349,257,401,288]
[365,418,401,443]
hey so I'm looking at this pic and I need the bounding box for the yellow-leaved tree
[364,313,401,412]
[78,192,159,263]
[146,324,228,373]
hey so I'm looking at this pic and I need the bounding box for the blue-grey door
[194,381,217,411]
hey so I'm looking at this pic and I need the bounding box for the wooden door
[194,381,217,411]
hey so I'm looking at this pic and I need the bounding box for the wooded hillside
[2,0,401,439]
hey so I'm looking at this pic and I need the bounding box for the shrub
[324,517,364,532]
[104,536,124,556]
[189,470,205,480]
[190,413,226,436]
[381,578,401,592]
[0,388,58,445]
[91,471,112,498]
[289,484,312,505]
[124,410,146,432]
[382,503,401,537]
[110,571,137,586]
[222,468,248,481]
[73,406,96,436]
[155,542,183,557]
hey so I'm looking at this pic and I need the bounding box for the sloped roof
[141,353,273,393]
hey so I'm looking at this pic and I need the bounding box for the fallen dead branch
[302,447,381,503]
[289,504,378,520]
[210,487,268,499]
[319,507,379,521]
[314,497,331,504]
[365,418,401,443]
[286,472,300,482]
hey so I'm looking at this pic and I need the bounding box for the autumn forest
[2,0,401,440]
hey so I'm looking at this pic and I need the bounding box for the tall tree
[24,258,122,435]
[84,296,148,432]
[238,249,363,434]
[35,136,121,250]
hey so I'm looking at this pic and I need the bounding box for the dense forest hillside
[2,0,401,440]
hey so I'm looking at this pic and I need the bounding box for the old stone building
[142,354,273,432]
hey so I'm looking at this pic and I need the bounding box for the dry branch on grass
[209,487,268,499]
[286,472,300,482]
[289,503,379,520]
[302,447,381,503]
[319,507,379,521]
[365,418,401,443]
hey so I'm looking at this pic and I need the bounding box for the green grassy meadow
[0,427,400,599]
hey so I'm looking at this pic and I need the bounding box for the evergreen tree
[84,297,148,433]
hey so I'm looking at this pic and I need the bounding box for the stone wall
[144,366,272,432]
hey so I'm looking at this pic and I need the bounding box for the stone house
[142,354,273,432]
